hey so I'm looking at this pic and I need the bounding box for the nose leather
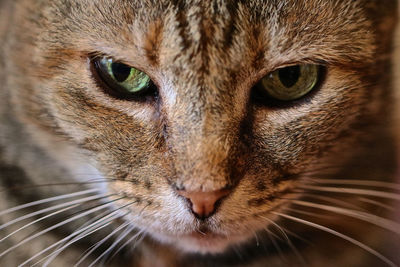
[178,189,231,219]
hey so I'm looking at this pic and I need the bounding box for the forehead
[49,0,380,67]
[42,0,397,87]
[58,0,368,20]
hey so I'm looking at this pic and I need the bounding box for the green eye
[258,64,321,101]
[93,57,155,98]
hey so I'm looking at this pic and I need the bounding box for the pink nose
[178,189,231,219]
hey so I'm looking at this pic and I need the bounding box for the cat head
[6,0,397,253]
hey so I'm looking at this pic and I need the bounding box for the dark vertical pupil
[278,66,300,88]
[111,63,131,82]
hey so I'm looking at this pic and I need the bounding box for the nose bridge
[166,86,242,192]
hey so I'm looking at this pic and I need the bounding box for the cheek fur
[0,0,398,265]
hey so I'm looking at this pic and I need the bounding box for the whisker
[0,204,80,243]
[0,189,100,216]
[291,200,400,235]
[0,180,116,193]
[0,196,124,259]
[232,246,244,261]
[253,230,260,247]
[74,221,130,267]
[29,213,122,267]
[53,208,117,252]
[24,198,133,266]
[299,193,365,211]
[298,185,400,201]
[0,193,114,232]
[43,199,139,265]
[259,215,289,242]
[264,228,284,243]
[284,207,336,221]
[100,224,137,266]
[295,164,343,175]
[305,179,400,190]
[259,215,306,265]
[109,209,163,262]
[273,212,397,267]
[265,230,286,263]
[108,229,145,261]
[3,194,121,247]
[358,197,396,211]
[103,202,155,262]
[274,225,313,247]
[82,222,132,267]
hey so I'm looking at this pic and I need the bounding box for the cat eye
[92,57,157,99]
[255,64,321,102]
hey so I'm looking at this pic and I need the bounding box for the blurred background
[394,5,400,221]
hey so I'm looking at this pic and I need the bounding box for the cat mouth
[148,185,297,254]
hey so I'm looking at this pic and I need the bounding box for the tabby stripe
[221,1,239,51]
[171,1,191,52]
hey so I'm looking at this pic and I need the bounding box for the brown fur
[0,0,399,266]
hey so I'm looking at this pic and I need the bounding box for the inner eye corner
[89,55,158,102]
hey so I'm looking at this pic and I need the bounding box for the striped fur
[0,0,399,266]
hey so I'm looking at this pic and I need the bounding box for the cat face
[7,0,397,254]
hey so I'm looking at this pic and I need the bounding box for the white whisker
[0,180,113,194]
[0,189,100,216]
[25,199,134,267]
[53,208,117,252]
[39,215,122,267]
[253,230,260,247]
[306,179,400,190]
[106,206,157,261]
[25,220,115,267]
[265,230,286,263]
[300,193,364,211]
[259,215,306,265]
[40,200,138,266]
[0,193,114,232]
[357,197,396,211]
[299,185,400,201]
[291,200,400,235]
[274,225,313,246]
[85,222,132,267]
[259,215,289,242]
[0,197,122,259]
[109,229,145,260]
[273,212,397,267]
[99,224,137,266]
[74,221,130,267]
[1,204,80,243]
[284,207,335,221]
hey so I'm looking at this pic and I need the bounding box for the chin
[153,230,252,255]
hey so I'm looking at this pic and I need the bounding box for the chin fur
[150,230,253,255]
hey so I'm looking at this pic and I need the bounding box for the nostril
[177,189,231,219]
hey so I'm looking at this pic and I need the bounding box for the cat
[0,0,399,266]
